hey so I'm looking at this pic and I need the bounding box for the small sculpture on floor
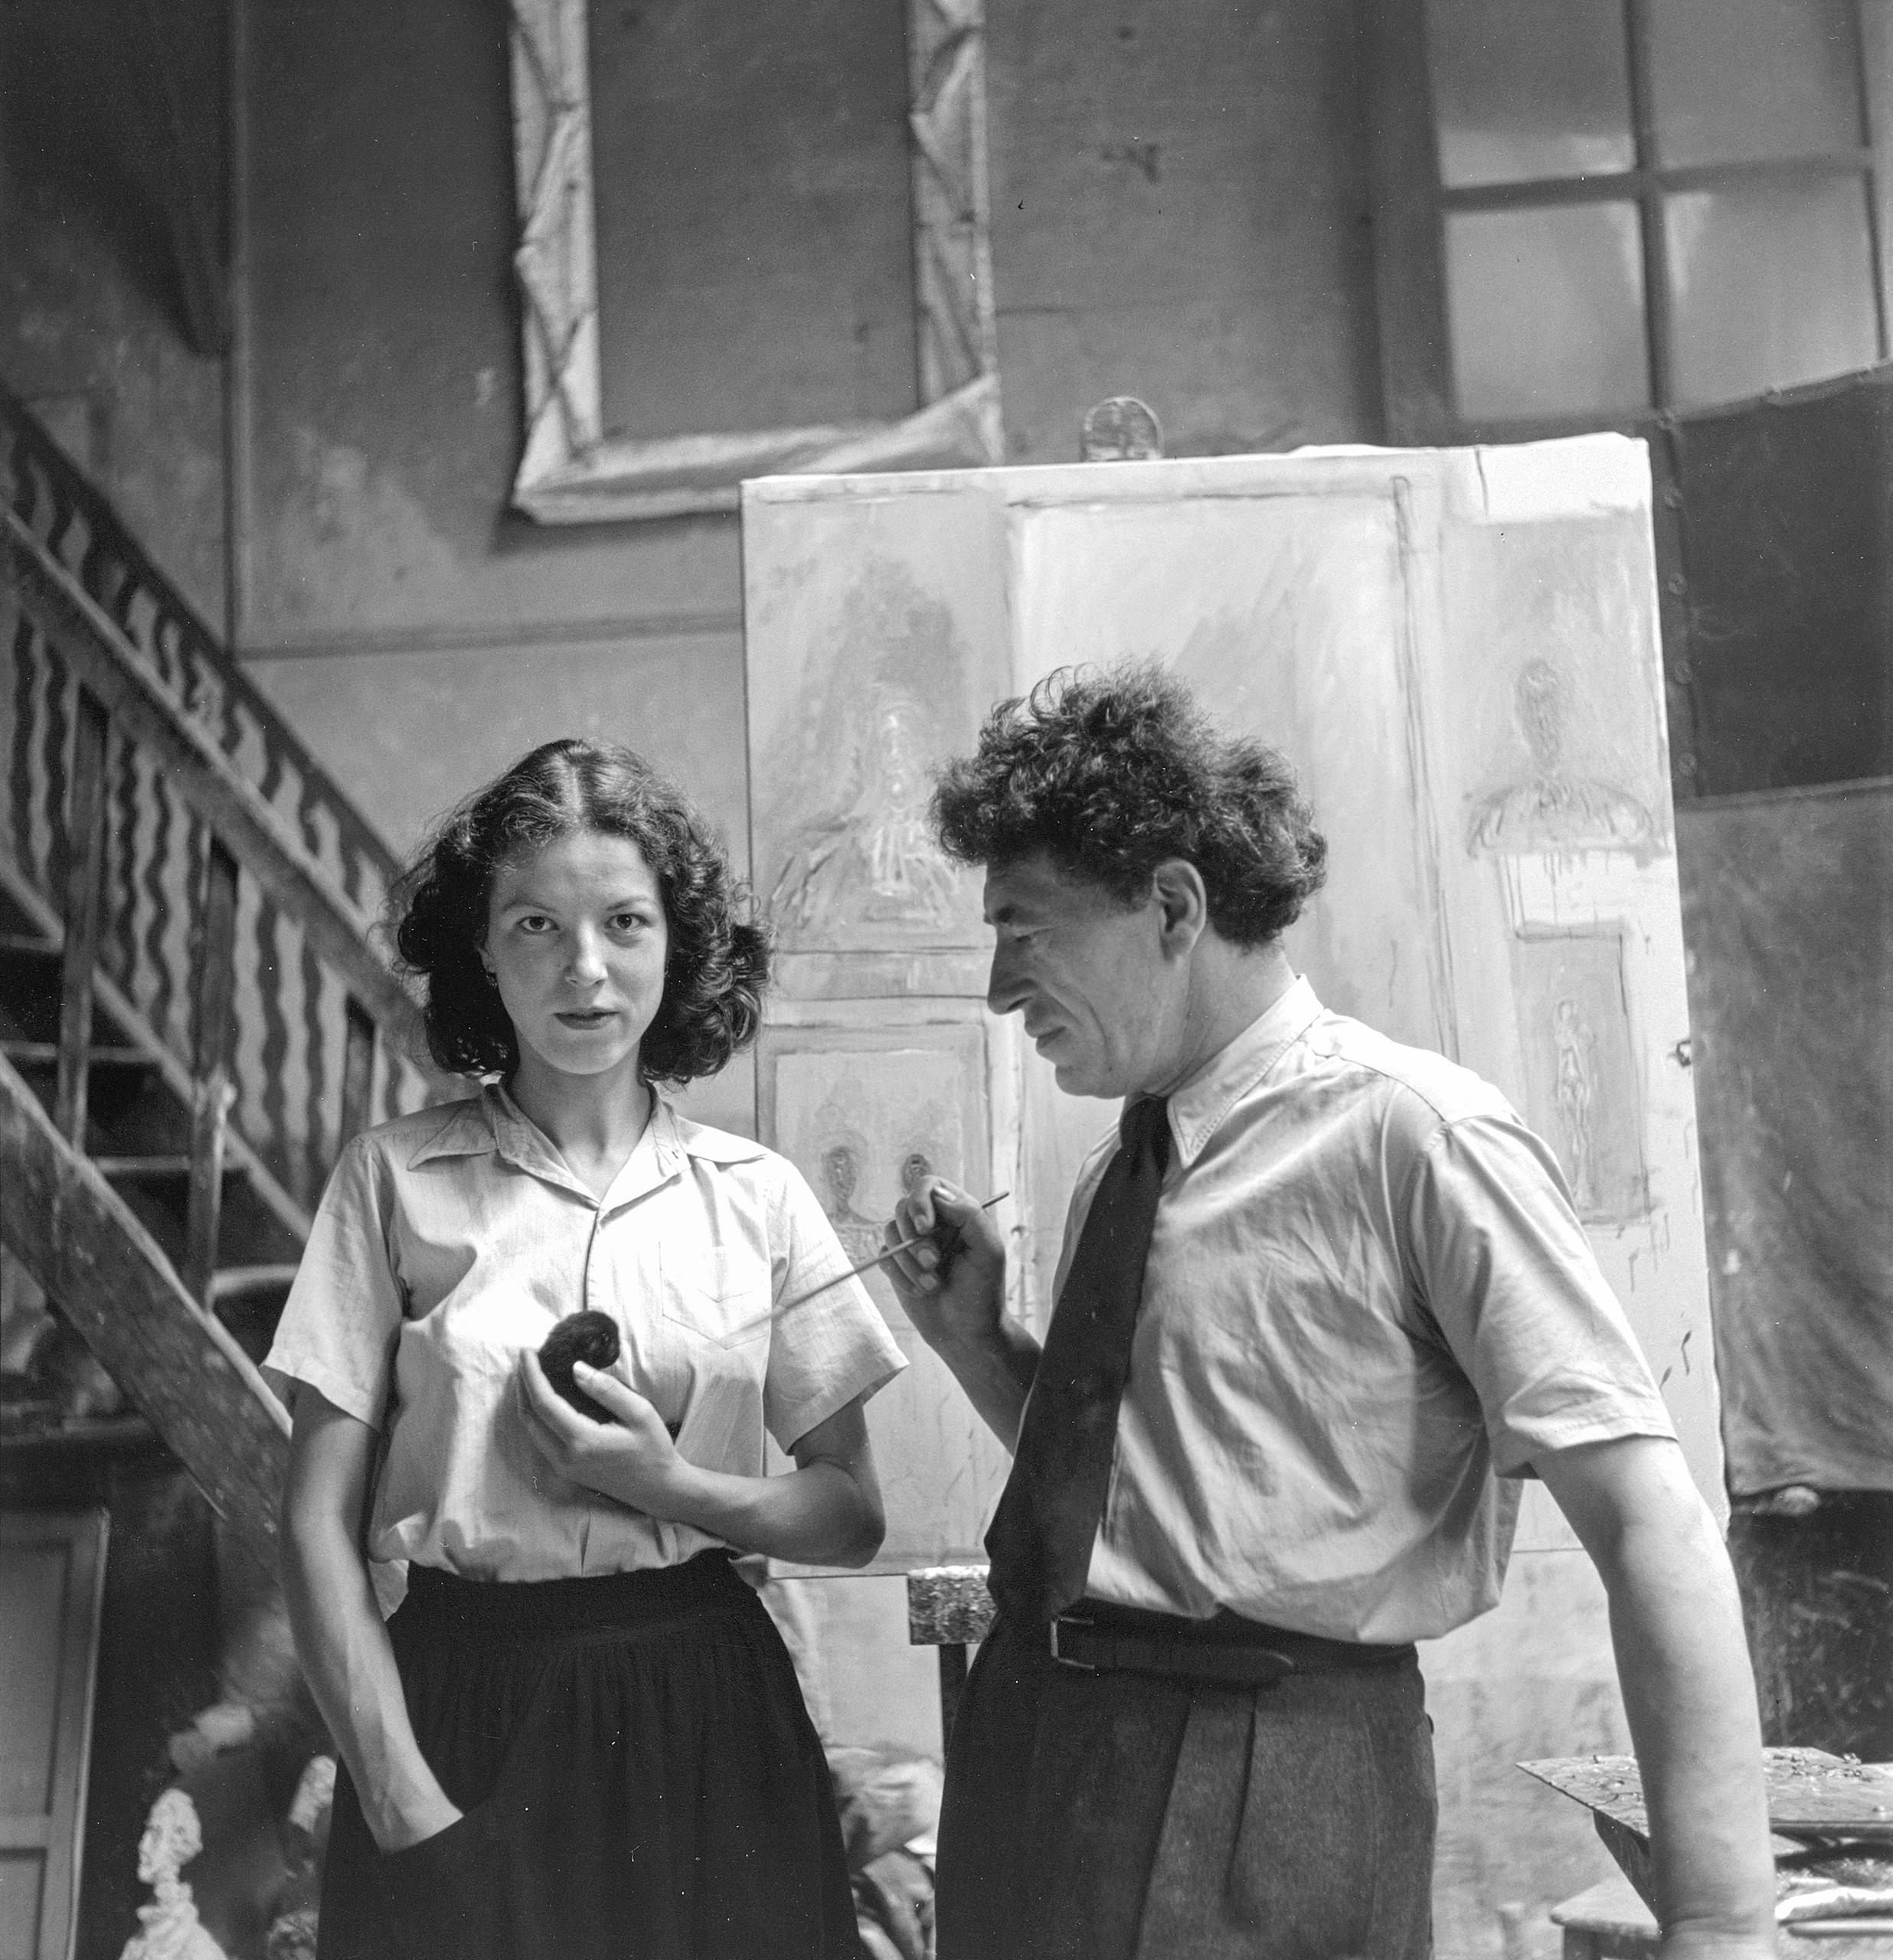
[119,1787,227,1960]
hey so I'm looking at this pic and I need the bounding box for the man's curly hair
[932,663,1327,946]
[394,739,768,1084]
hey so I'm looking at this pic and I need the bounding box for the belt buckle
[1050,1613,1096,1671]
[1254,1645,1296,1684]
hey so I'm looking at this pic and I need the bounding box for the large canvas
[742,436,1714,1960]
[743,435,1718,1561]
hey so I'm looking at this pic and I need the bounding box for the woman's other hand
[518,1349,683,1516]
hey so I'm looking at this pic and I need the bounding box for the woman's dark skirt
[318,1551,857,1960]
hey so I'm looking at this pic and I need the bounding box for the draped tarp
[1678,779,1893,1495]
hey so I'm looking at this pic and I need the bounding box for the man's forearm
[1599,1500,1775,1947]
[927,1318,1041,1452]
[1539,1437,1775,1955]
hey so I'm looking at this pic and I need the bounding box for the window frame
[1362,0,1893,443]
[503,0,1002,524]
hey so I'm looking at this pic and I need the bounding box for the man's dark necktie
[985,1095,1172,1624]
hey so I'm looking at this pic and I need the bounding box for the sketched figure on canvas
[770,694,962,936]
[821,1141,885,1268]
[1471,659,1653,853]
[1552,996,1600,1214]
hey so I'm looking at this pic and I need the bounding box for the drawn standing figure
[1552,995,1600,1214]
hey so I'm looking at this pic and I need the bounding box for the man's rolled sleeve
[1407,1112,1676,1478]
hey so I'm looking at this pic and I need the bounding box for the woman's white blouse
[264,1086,907,1602]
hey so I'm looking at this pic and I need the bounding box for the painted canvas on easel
[746,488,1012,971]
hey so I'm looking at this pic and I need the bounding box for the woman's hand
[381,1788,464,1854]
[517,1349,685,1517]
[519,1355,885,1566]
[281,1387,465,1855]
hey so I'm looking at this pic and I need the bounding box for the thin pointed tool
[774,1191,1011,1317]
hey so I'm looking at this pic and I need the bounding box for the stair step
[208,1263,300,1303]
[2,1041,156,1067]
[0,940,96,1045]
[95,1155,247,1181]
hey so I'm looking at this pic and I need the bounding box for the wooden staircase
[0,377,443,1576]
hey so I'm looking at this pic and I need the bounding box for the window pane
[1427,0,1635,187]
[1649,0,1864,167]
[1666,176,1880,403]
[1446,203,1650,417]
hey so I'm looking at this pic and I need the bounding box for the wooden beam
[0,1052,289,1577]
[4,511,421,1045]
[53,689,110,1147]
[183,836,239,1307]
[115,0,229,356]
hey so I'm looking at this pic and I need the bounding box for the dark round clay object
[538,1311,621,1422]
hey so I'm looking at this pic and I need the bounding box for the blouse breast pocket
[658,1246,774,1349]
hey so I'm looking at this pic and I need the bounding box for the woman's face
[482,829,670,1098]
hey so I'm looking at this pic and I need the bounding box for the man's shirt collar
[1164,975,1324,1168]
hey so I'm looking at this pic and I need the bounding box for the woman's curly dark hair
[393,740,770,1084]
[931,663,1327,947]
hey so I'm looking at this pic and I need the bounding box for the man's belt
[1046,1604,1415,1686]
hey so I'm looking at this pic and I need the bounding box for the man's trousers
[936,1615,1437,1960]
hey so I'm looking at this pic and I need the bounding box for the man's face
[982,853,1179,1099]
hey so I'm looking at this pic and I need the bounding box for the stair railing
[1,382,436,1216]
[2,474,454,1567]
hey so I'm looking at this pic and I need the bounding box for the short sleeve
[762,1163,907,1452]
[263,1132,407,1429]
[1406,1111,1676,1478]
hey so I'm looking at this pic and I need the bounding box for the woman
[267,740,906,1960]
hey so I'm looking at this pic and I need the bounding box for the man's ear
[1150,859,1209,956]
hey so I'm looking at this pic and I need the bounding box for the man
[884,666,1774,1960]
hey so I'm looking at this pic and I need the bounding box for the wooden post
[183,836,239,1308]
[338,995,377,1152]
[54,688,110,1148]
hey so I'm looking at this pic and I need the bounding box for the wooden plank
[0,1053,289,1581]
[1358,0,1455,441]
[2,1044,151,1067]
[183,838,239,1306]
[116,0,229,358]
[1522,1750,1893,1845]
[51,689,108,1147]
[3,513,421,1044]
[0,1511,107,1960]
